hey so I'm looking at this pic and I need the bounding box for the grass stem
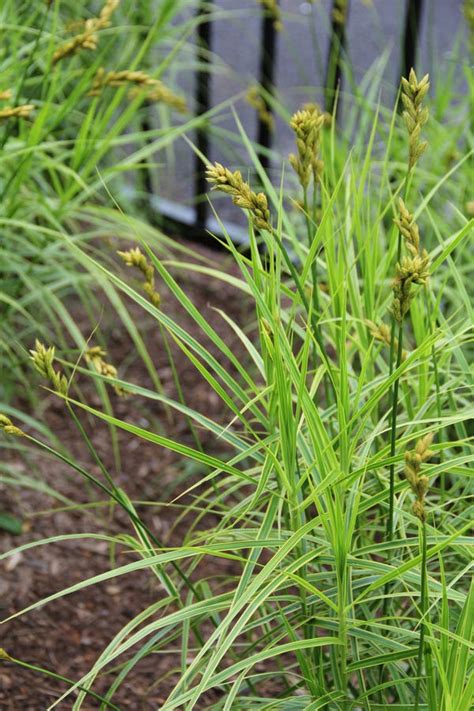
[414,517,428,710]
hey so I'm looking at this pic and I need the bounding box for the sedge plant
[0,9,473,711]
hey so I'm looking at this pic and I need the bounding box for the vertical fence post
[325,0,349,119]
[257,2,279,172]
[195,0,213,229]
[402,0,424,78]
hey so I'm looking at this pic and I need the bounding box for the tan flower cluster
[53,0,120,64]
[289,106,325,189]
[259,0,283,31]
[30,340,68,395]
[332,0,348,25]
[394,198,422,257]
[90,69,187,112]
[206,162,272,232]
[403,433,435,521]
[0,414,24,437]
[392,199,430,324]
[246,86,273,129]
[117,247,161,308]
[0,104,34,121]
[401,69,430,170]
[85,346,125,396]
[367,321,407,360]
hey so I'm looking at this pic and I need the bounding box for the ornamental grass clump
[1,13,472,706]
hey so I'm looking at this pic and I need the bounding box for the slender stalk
[379,320,404,685]
[424,290,444,500]
[384,166,412,537]
[336,552,348,710]
[386,322,404,541]
[414,517,428,710]
[303,187,320,317]
[303,187,322,380]
[302,185,335,416]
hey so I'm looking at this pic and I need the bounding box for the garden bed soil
[0,240,263,709]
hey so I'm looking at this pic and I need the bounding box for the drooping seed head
[0,104,34,121]
[118,247,161,308]
[403,433,435,521]
[0,414,24,437]
[206,162,272,231]
[246,86,273,129]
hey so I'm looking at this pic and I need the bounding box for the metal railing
[155,0,425,241]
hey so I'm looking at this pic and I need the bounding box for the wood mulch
[0,240,263,709]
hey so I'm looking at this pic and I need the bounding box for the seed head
[401,68,430,170]
[393,199,420,256]
[98,0,120,28]
[0,414,24,437]
[85,346,125,396]
[30,340,68,395]
[91,69,186,112]
[332,0,348,25]
[392,253,430,323]
[367,320,408,360]
[403,433,435,521]
[118,247,161,308]
[53,0,120,63]
[289,107,325,188]
[246,86,273,129]
[259,0,283,31]
[0,104,34,121]
[391,200,430,323]
[206,162,272,231]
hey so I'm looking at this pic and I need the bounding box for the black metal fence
[154,0,464,241]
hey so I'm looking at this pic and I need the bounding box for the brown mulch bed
[0,241,260,709]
